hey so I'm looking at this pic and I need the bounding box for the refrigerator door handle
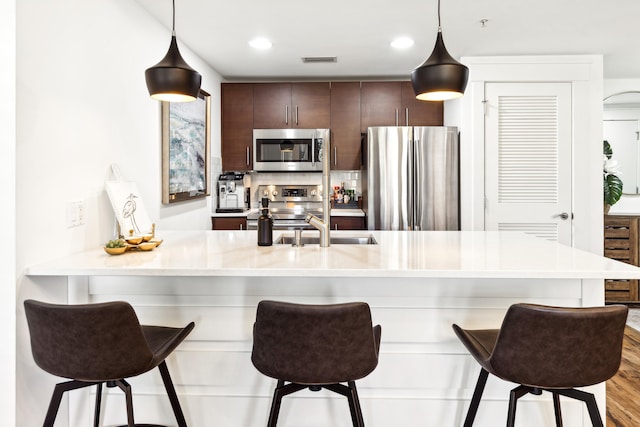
[414,137,419,231]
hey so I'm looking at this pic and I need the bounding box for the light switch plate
[66,200,85,228]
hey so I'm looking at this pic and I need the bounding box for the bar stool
[251,300,381,427]
[452,303,628,427]
[24,299,195,427]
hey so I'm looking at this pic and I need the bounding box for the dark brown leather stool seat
[452,303,628,427]
[251,300,381,427]
[24,299,195,427]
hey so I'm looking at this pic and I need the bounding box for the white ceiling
[134,0,640,81]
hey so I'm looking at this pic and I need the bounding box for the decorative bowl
[137,242,156,251]
[104,246,127,255]
[142,234,153,242]
[125,236,144,245]
[150,239,163,247]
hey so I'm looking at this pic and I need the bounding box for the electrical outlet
[66,200,85,228]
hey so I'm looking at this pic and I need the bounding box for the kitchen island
[25,230,640,427]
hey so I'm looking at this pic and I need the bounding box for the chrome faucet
[305,134,331,247]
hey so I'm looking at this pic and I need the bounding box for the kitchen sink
[275,234,378,245]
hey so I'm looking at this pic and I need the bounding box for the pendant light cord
[172,0,176,36]
[437,0,442,32]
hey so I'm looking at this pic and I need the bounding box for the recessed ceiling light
[249,38,272,50]
[391,37,414,49]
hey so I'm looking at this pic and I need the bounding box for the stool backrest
[490,303,628,388]
[251,300,380,385]
[24,299,154,381]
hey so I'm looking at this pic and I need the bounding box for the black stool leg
[552,392,563,427]
[506,385,529,427]
[43,380,97,427]
[114,379,135,427]
[347,381,365,427]
[463,368,489,427]
[266,380,307,427]
[324,382,365,427]
[267,380,286,427]
[158,360,188,427]
[553,389,604,427]
[94,382,103,427]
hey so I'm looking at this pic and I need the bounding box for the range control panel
[257,185,323,203]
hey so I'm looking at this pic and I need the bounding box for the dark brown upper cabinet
[400,81,444,126]
[253,82,330,129]
[330,82,362,170]
[221,83,254,171]
[360,81,443,132]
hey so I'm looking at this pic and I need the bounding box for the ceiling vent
[301,56,337,64]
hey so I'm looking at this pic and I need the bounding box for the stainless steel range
[246,184,324,230]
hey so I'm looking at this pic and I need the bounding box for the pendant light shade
[145,0,202,102]
[411,0,468,101]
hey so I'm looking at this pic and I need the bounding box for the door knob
[553,212,570,220]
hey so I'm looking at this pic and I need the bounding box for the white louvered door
[484,82,572,244]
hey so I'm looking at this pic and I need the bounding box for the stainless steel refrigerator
[363,126,459,230]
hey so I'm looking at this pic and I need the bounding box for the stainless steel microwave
[253,128,329,172]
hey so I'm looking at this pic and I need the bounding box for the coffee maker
[216,172,249,213]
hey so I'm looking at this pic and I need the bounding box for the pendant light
[411,0,468,101]
[145,0,202,102]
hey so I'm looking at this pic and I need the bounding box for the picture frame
[162,89,211,204]
[105,180,153,237]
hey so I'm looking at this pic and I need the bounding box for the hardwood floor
[607,326,640,426]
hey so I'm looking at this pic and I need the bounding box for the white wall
[2,0,16,425]
[15,0,222,425]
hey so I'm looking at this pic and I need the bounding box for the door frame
[457,55,603,254]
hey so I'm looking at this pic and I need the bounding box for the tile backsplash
[235,171,361,208]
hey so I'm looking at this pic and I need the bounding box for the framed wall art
[162,89,211,204]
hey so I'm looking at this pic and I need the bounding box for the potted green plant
[604,140,623,213]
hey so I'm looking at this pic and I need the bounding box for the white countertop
[25,230,640,280]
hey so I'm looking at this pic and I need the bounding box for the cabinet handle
[334,147,337,166]
[405,108,409,126]
[553,212,570,220]
[395,108,399,126]
[295,106,299,125]
[246,147,250,166]
[240,224,244,230]
[285,105,288,125]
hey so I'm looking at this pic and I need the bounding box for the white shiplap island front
[25,230,640,427]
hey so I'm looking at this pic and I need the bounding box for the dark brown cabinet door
[360,81,402,132]
[330,82,361,170]
[211,217,247,230]
[291,82,330,128]
[253,83,292,128]
[360,81,445,132]
[221,84,253,171]
[331,216,366,230]
[400,81,444,126]
[253,82,330,129]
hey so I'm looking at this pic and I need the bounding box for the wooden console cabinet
[604,214,640,302]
